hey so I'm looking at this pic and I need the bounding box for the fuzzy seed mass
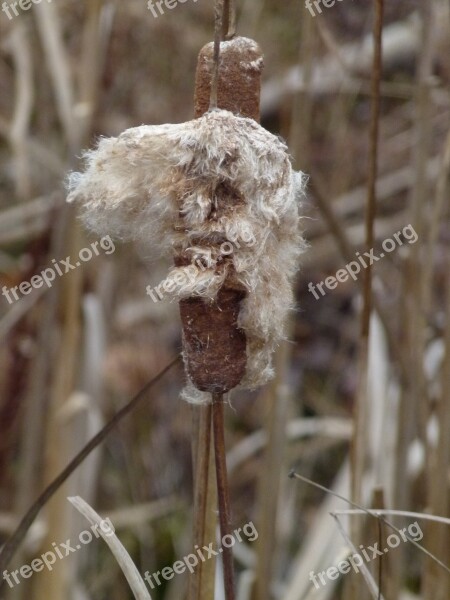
[67,109,307,401]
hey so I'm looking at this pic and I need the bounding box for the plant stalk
[212,392,235,600]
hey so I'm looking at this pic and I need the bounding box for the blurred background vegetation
[0,0,449,599]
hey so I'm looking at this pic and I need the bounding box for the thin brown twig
[361,0,384,339]
[209,0,224,111]
[0,356,181,583]
[212,392,235,600]
[377,517,383,600]
[223,0,236,40]
[350,6,384,592]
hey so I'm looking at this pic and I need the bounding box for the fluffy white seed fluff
[67,109,307,397]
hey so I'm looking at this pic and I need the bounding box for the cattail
[67,108,306,401]
[67,28,307,407]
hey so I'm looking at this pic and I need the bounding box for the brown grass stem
[361,0,384,339]
[351,0,384,514]
[212,392,235,600]
[189,404,217,600]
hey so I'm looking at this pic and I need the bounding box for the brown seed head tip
[195,37,264,121]
[179,289,247,394]
[66,110,308,403]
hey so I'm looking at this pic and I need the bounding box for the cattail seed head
[67,110,307,402]
[195,37,264,120]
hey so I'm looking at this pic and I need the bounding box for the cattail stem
[212,392,235,600]
[209,0,224,111]
[190,404,217,600]
[223,0,237,40]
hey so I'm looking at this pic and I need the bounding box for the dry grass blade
[33,0,76,148]
[332,510,450,527]
[7,19,34,201]
[331,514,385,600]
[254,343,291,600]
[289,471,450,575]
[68,496,152,600]
[0,356,181,583]
[283,463,352,600]
[353,0,384,501]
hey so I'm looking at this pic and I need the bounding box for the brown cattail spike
[195,37,264,121]
[177,36,264,396]
[179,288,247,393]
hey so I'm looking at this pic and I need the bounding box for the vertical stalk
[350,1,384,598]
[189,405,217,600]
[352,0,384,508]
[223,0,236,40]
[254,342,291,600]
[212,393,235,600]
[209,0,223,111]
